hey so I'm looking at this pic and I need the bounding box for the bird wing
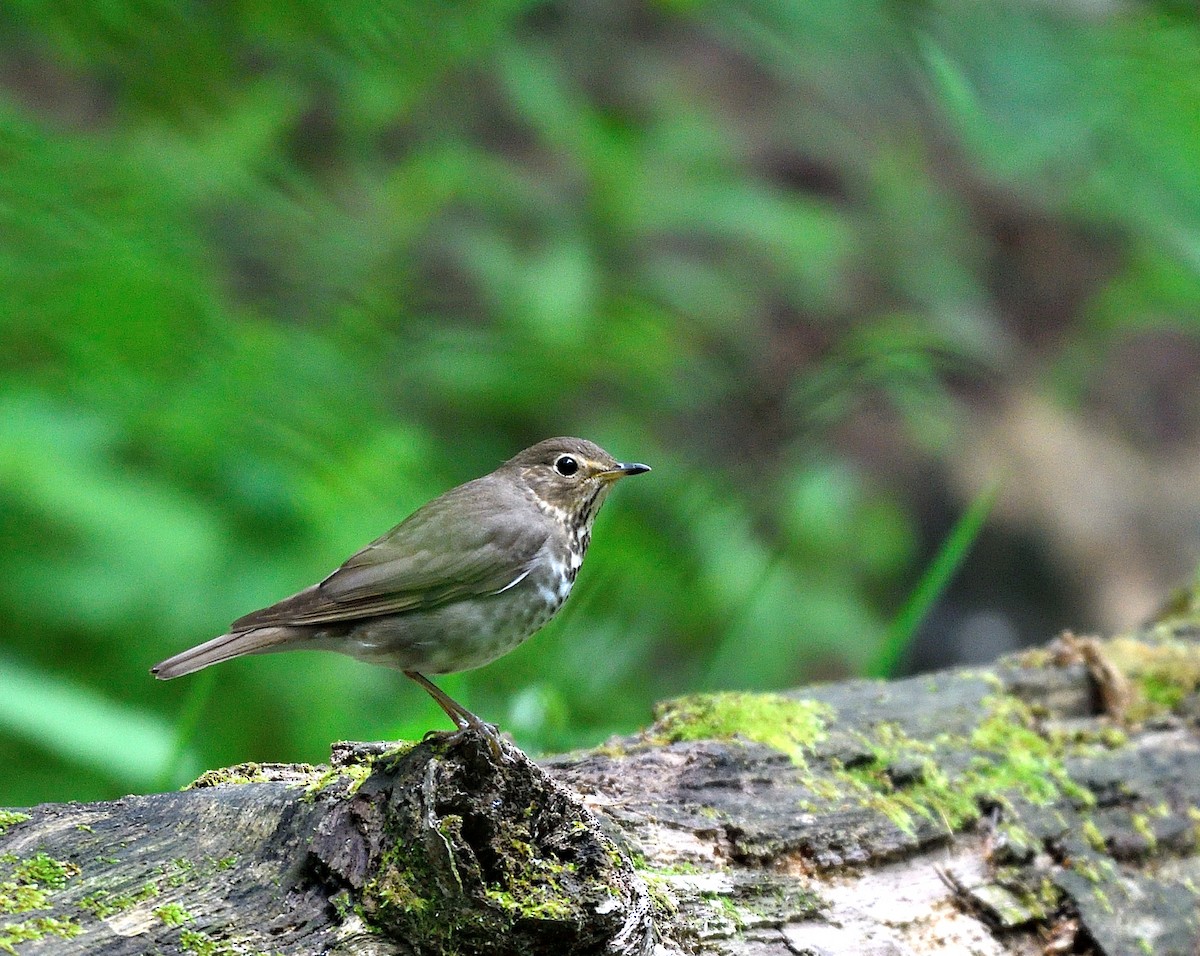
[230,476,550,630]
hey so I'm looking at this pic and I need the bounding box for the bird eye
[554,455,579,477]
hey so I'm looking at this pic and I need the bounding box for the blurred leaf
[0,655,192,789]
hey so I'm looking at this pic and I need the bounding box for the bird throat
[535,483,610,588]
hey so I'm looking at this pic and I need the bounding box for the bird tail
[151,626,297,680]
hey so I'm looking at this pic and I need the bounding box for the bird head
[504,437,650,525]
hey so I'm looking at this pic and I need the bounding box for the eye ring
[554,455,580,477]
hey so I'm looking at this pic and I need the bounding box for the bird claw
[422,722,510,763]
[404,672,510,762]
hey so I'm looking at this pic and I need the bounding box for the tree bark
[3,617,1200,956]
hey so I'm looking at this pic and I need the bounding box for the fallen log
[3,615,1200,955]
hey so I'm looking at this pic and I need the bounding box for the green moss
[10,855,77,890]
[476,833,583,925]
[369,865,429,916]
[77,882,159,919]
[640,877,678,922]
[701,891,746,930]
[0,851,83,954]
[835,693,1098,837]
[179,928,235,956]
[1071,856,1104,884]
[363,804,620,951]
[639,681,1107,844]
[154,903,191,926]
[1130,813,1157,852]
[161,858,197,887]
[302,744,419,802]
[996,819,1039,861]
[178,928,272,956]
[1,851,81,919]
[1044,721,1124,752]
[968,696,1095,807]
[484,887,575,922]
[637,866,823,943]
[0,815,29,838]
[329,889,355,921]
[1103,636,1200,722]
[0,883,49,917]
[1081,819,1106,853]
[1014,647,1055,669]
[633,858,703,875]
[303,761,375,799]
[649,692,835,766]
[185,763,278,789]
[0,915,82,954]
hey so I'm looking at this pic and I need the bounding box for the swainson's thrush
[152,438,650,748]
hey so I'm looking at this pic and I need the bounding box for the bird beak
[597,462,651,483]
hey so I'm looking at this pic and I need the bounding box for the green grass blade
[868,477,1003,678]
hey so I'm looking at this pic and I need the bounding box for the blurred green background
[3,0,1200,807]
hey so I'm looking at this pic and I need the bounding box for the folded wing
[231,475,550,631]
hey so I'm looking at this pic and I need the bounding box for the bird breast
[528,547,578,613]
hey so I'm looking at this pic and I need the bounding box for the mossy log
[5,617,1200,956]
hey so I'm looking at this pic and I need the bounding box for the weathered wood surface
[3,618,1200,955]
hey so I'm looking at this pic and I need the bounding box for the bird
[152,437,650,752]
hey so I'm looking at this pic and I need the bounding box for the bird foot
[422,721,509,762]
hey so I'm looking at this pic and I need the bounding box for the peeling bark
[3,619,1200,955]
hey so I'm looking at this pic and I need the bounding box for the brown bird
[152,437,650,749]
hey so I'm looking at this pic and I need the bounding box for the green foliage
[0,0,1198,804]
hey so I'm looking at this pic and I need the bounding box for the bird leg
[405,670,506,761]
